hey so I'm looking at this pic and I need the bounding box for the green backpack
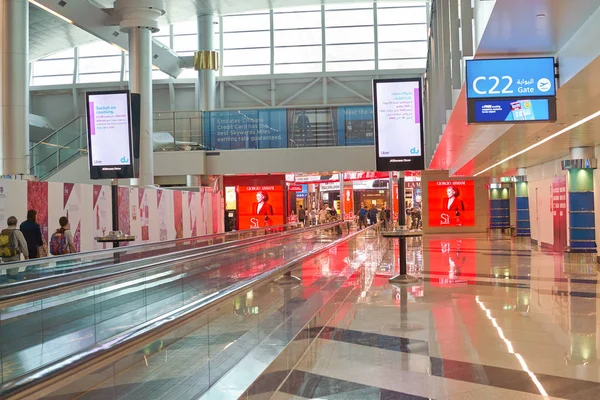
[0,229,18,257]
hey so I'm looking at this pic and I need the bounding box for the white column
[186,175,201,187]
[198,13,216,111]
[114,0,165,187]
[0,0,29,175]
[128,27,154,187]
[338,173,344,219]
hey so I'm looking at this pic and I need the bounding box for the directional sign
[466,57,556,99]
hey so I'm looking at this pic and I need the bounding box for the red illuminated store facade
[224,175,287,231]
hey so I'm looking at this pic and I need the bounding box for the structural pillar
[567,167,596,253]
[338,172,344,219]
[186,175,201,188]
[115,0,165,187]
[0,0,29,176]
[563,147,596,254]
[489,184,510,230]
[515,180,531,237]
[196,14,217,111]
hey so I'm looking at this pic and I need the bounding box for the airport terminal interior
[1,0,600,399]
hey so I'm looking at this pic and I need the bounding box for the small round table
[382,230,423,284]
[95,235,136,263]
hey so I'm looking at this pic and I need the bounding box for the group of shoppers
[357,204,391,229]
[1,211,75,264]
[295,204,340,227]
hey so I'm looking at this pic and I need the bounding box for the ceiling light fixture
[474,109,600,176]
[536,13,546,18]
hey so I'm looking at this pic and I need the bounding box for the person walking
[358,205,368,229]
[310,208,317,226]
[50,216,76,256]
[20,210,44,259]
[298,205,307,227]
[368,204,379,226]
[1,216,29,282]
[318,204,329,225]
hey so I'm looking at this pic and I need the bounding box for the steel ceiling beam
[29,0,183,78]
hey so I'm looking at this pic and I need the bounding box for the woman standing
[20,210,44,259]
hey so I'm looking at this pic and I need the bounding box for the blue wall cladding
[490,199,510,228]
[516,196,529,209]
[570,228,596,241]
[570,212,596,229]
[569,192,595,212]
[516,209,530,221]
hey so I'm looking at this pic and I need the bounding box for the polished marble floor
[271,233,600,400]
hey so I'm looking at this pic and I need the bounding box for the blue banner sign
[337,106,375,146]
[203,109,287,150]
[468,98,556,123]
[466,57,556,99]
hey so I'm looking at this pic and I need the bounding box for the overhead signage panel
[466,57,556,99]
[85,90,136,180]
[373,78,425,171]
[468,98,557,124]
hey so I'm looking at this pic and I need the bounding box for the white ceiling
[477,0,600,55]
[431,0,600,177]
[29,4,97,61]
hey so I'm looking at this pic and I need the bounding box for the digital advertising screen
[373,78,424,171]
[237,185,284,230]
[428,181,475,227]
[465,57,556,99]
[85,90,135,179]
[468,98,557,123]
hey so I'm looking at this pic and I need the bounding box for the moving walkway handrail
[0,221,301,270]
[0,221,373,400]
[0,221,342,306]
[0,222,302,284]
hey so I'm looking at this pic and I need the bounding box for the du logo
[120,156,129,163]
[410,147,420,155]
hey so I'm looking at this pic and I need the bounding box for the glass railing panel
[25,224,375,399]
[29,116,86,179]
[0,223,302,290]
[0,223,348,384]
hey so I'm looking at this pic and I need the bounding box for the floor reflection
[278,232,600,400]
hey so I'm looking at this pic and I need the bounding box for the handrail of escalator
[0,222,302,276]
[0,221,345,305]
[0,221,372,400]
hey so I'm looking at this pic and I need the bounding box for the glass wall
[30,1,428,86]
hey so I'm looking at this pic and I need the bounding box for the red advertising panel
[552,176,567,252]
[428,180,475,227]
[343,188,354,220]
[393,183,399,221]
[238,185,284,229]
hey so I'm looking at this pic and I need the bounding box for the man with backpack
[50,216,76,256]
[1,216,29,282]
